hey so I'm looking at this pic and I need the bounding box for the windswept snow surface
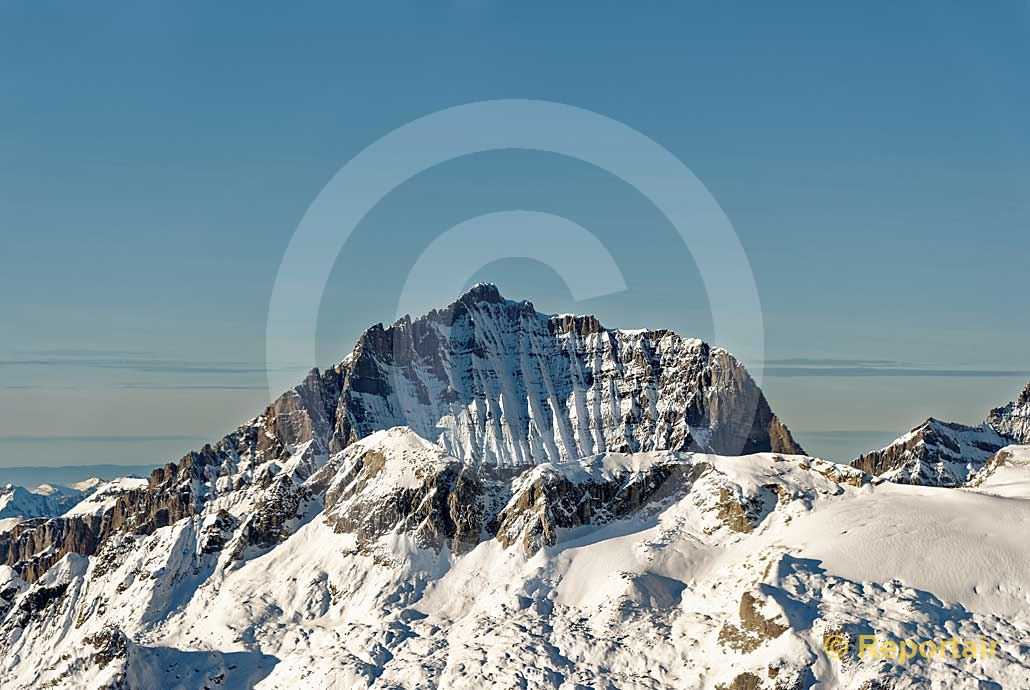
[2,437,1028,689]
[969,445,1030,499]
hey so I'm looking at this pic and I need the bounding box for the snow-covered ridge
[62,477,149,518]
[967,444,1030,497]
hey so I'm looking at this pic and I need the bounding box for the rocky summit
[1,287,1029,690]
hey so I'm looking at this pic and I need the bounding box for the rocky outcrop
[322,430,490,555]
[718,590,789,653]
[83,626,130,670]
[716,672,763,690]
[714,485,782,534]
[227,477,311,561]
[322,430,735,559]
[494,455,709,556]
[198,510,238,555]
[987,381,1030,444]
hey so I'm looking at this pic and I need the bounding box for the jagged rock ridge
[987,381,1030,444]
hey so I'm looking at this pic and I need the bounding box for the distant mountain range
[0,286,1027,690]
[0,465,155,494]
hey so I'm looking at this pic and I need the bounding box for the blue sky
[2,1,1029,476]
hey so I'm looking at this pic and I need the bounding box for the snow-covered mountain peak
[851,417,1010,486]
[0,290,854,688]
[328,285,802,467]
[68,477,104,492]
[855,381,1030,486]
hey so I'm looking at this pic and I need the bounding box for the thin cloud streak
[0,435,207,443]
[766,367,1030,378]
[0,349,310,376]
[764,356,1030,378]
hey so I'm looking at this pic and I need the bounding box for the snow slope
[968,444,1030,498]
[1,434,1027,690]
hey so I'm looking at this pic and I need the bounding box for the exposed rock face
[987,381,1030,444]
[718,589,790,654]
[717,673,763,690]
[198,510,238,555]
[851,418,1009,486]
[715,485,781,534]
[326,284,803,465]
[83,626,129,670]
[494,454,710,556]
[0,515,104,583]
[322,429,489,555]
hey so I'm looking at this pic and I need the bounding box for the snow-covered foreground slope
[2,432,1028,690]
[969,445,1030,498]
